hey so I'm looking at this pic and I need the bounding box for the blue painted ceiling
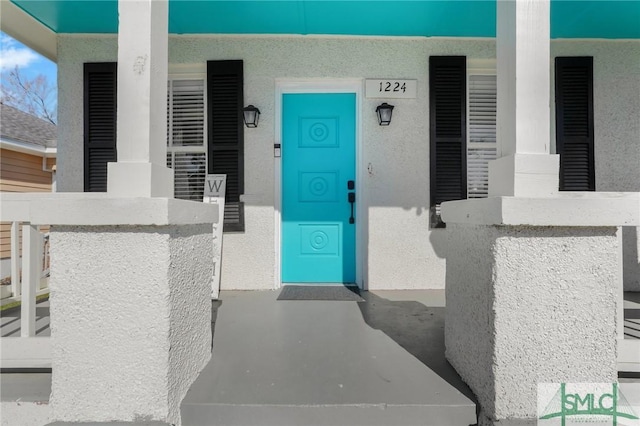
[11,0,640,39]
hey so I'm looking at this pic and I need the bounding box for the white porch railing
[617,227,640,373]
[1,221,51,369]
[1,193,108,369]
[5,221,50,299]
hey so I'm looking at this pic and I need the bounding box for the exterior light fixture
[242,105,261,128]
[376,102,394,126]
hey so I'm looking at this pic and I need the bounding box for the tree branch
[0,66,57,124]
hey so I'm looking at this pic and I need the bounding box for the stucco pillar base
[49,223,212,424]
[444,223,619,425]
[107,162,174,198]
[41,197,217,425]
[488,154,559,197]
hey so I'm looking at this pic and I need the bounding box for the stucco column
[489,0,559,197]
[444,223,620,425]
[42,197,217,424]
[107,0,174,197]
[440,2,640,423]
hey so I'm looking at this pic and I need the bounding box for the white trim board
[0,336,51,369]
[274,79,365,290]
[0,137,57,158]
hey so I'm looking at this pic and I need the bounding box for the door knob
[348,192,355,224]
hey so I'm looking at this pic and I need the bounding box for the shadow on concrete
[1,299,50,337]
[211,299,222,346]
[625,292,640,340]
[626,292,640,304]
[357,292,478,405]
[622,227,640,291]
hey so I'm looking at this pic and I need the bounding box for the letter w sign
[204,174,226,300]
[205,175,226,198]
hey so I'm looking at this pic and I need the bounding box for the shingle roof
[0,103,57,148]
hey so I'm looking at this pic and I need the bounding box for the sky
[0,31,58,108]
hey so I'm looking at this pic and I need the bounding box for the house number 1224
[379,81,407,93]
[365,79,417,99]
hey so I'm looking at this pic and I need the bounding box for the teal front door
[282,93,356,283]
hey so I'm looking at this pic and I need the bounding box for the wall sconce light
[375,102,394,126]
[242,105,261,128]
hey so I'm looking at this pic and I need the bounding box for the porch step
[181,291,477,426]
[47,423,171,426]
[181,403,476,426]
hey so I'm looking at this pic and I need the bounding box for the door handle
[348,192,355,224]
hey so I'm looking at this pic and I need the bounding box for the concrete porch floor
[2,290,638,425]
[181,289,478,426]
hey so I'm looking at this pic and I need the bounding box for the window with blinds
[467,73,497,199]
[429,57,498,227]
[84,62,245,232]
[166,79,207,201]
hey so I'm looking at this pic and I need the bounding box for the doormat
[277,285,365,302]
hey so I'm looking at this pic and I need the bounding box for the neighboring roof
[10,0,640,39]
[0,103,57,149]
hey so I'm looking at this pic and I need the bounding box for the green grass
[0,292,49,312]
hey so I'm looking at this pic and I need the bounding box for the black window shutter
[207,60,245,232]
[555,57,595,191]
[429,56,467,225]
[84,62,117,192]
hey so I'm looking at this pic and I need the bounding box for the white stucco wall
[57,36,640,290]
[550,41,640,193]
[445,224,619,424]
[49,224,212,424]
[551,41,640,291]
[57,36,117,194]
[167,225,215,423]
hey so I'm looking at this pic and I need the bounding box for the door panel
[282,93,356,283]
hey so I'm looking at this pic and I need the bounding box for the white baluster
[21,223,39,337]
[10,221,20,297]
[617,226,624,340]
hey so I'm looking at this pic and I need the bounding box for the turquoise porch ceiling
[10,0,640,39]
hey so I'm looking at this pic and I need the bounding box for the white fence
[0,193,108,369]
[1,221,51,369]
[617,227,640,373]
[0,194,64,369]
[4,221,50,298]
